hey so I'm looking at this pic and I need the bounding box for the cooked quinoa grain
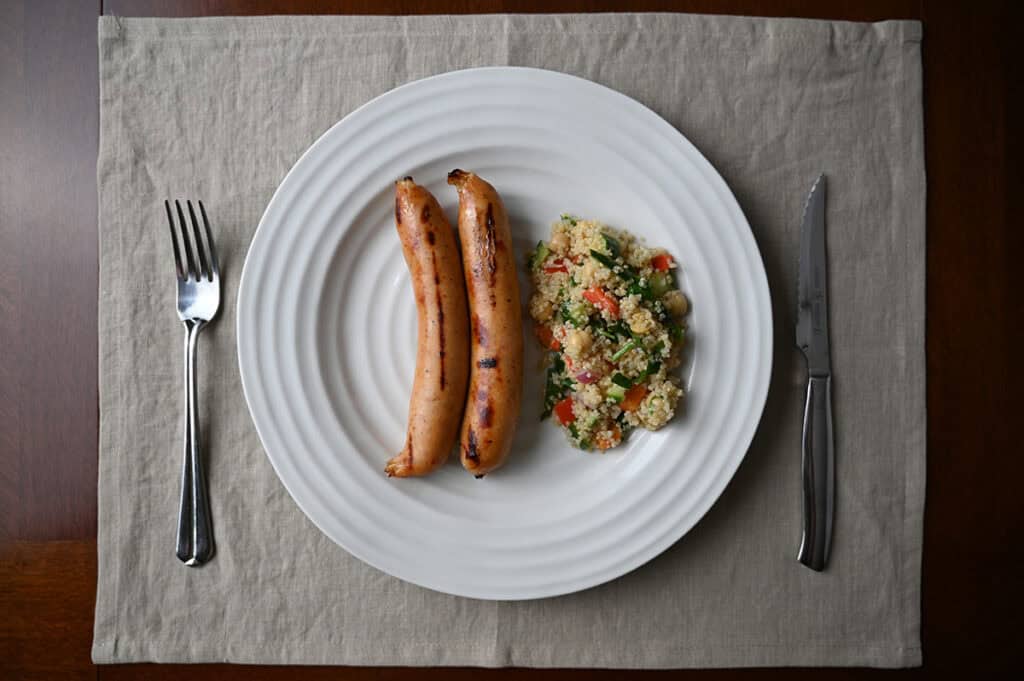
[528,215,688,451]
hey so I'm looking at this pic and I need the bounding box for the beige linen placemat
[94,13,924,667]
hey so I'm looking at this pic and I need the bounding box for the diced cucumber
[650,271,673,297]
[607,384,626,403]
[530,241,551,270]
[560,300,588,328]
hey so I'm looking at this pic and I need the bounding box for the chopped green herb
[621,321,638,339]
[611,373,633,389]
[568,423,579,439]
[560,213,578,226]
[611,339,639,362]
[628,279,654,301]
[667,322,685,341]
[601,233,622,258]
[650,341,665,355]
[594,322,618,341]
[645,360,662,377]
[589,249,617,269]
[552,352,565,373]
[589,249,641,283]
[541,353,572,419]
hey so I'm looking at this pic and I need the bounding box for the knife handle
[798,375,834,571]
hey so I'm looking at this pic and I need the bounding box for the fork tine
[186,200,210,280]
[175,199,197,279]
[197,200,219,278]
[164,200,185,280]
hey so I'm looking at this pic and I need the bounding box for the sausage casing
[448,170,523,477]
[385,178,469,477]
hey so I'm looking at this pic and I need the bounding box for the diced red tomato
[534,325,560,350]
[651,253,673,272]
[620,385,648,412]
[554,397,576,425]
[582,287,620,318]
[543,258,569,274]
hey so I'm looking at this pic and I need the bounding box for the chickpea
[663,290,689,316]
[564,328,593,357]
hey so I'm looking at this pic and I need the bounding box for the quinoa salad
[527,215,689,451]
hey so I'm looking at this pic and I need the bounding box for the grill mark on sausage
[394,195,402,225]
[483,203,498,283]
[486,203,501,308]
[426,230,435,245]
[472,314,488,348]
[477,357,498,368]
[435,292,445,390]
[422,204,431,223]
[466,429,480,461]
[478,401,494,428]
[430,249,446,390]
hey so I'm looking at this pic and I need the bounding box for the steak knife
[796,174,834,571]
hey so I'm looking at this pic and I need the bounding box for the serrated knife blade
[795,174,834,572]
[797,174,831,376]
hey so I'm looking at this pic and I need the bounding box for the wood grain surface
[1,0,1020,679]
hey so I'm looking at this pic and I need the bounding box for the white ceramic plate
[237,67,772,600]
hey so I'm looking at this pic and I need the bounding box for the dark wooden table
[2,0,1019,678]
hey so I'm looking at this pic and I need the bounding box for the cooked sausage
[385,178,469,477]
[448,169,523,477]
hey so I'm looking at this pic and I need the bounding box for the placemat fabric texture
[94,13,925,667]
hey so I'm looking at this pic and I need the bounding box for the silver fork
[164,199,220,566]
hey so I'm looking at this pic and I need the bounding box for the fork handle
[176,319,215,566]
